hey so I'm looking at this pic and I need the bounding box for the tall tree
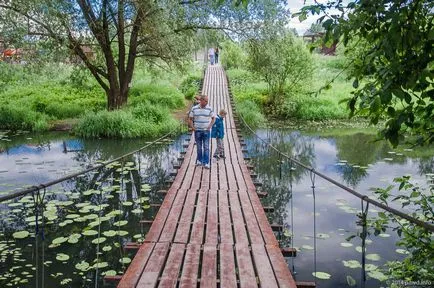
[0,0,288,110]
[295,0,434,146]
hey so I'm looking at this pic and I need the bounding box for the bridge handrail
[0,128,182,203]
[235,113,434,233]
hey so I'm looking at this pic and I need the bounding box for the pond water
[0,128,432,287]
[243,127,433,288]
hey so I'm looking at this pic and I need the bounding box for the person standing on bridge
[188,95,215,169]
[211,109,227,159]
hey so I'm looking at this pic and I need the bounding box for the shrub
[220,41,247,70]
[0,105,49,131]
[235,99,266,127]
[179,75,201,100]
[129,83,184,109]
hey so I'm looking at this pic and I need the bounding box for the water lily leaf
[119,257,131,264]
[301,245,314,250]
[343,260,361,269]
[82,230,98,236]
[346,275,356,286]
[104,270,117,276]
[367,270,388,281]
[93,262,108,269]
[102,245,112,252]
[365,264,378,272]
[340,243,353,248]
[56,253,70,261]
[312,272,331,280]
[13,231,30,239]
[396,249,410,255]
[113,220,128,227]
[131,208,144,214]
[141,184,151,192]
[355,246,363,253]
[366,254,381,261]
[75,261,89,271]
[65,214,80,219]
[52,237,68,245]
[316,233,330,239]
[102,230,116,237]
[91,237,107,244]
[378,233,390,238]
[122,201,133,206]
[68,234,81,244]
[117,230,128,236]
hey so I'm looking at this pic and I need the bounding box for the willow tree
[0,0,288,110]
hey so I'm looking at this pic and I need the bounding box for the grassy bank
[0,62,202,138]
[227,54,354,126]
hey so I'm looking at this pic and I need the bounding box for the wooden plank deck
[118,66,297,288]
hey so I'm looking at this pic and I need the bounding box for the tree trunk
[107,87,128,110]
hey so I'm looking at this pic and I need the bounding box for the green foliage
[370,176,434,283]
[0,105,48,131]
[129,83,184,109]
[220,41,247,70]
[297,0,434,146]
[246,29,314,106]
[74,107,179,138]
[179,75,201,100]
[235,99,266,127]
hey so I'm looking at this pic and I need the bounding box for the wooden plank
[238,189,264,244]
[170,140,195,190]
[205,190,218,244]
[200,245,217,287]
[218,190,233,243]
[144,191,177,243]
[235,244,258,288]
[179,244,201,287]
[228,191,249,244]
[251,244,279,288]
[159,189,188,242]
[159,243,185,288]
[248,191,279,246]
[117,242,155,288]
[190,190,207,244]
[266,245,298,288]
[220,244,237,287]
[174,189,197,243]
[136,242,170,287]
[218,155,228,190]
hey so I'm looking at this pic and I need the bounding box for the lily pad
[340,243,353,248]
[68,234,81,244]
[91,237,107,245]
[366,253,381,261]
[378,233,390,238]
[343,260,361,269]
[346,275,356,286]
[367,270,388,281]
[119,257,131,264]
[12,231,30,239]
[75,261,89,271]
[312,272,331,280]
[104,270,117,276]
[102,230,117,237]
[52,237,69,245]
[82,230,98,236]
[316,233,330,239]
[113,220,128,227]
[396,249,410,255]
[102,245,112,252]
[301,245,314,250]
[55,253,70,261]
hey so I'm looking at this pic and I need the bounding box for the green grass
[226,53,356,123]
[0,62,200,137]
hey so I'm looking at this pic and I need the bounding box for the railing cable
[235,115,434,232]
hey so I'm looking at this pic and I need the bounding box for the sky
[286,0,329,35]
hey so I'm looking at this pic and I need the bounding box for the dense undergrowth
[0,62,201,138]
[225,53,353,126]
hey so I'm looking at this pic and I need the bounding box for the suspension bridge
[117,66,301,287]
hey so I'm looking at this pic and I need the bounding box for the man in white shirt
[188,95,216,169]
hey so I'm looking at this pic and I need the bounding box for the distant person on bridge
[214,47,219,64]
[188,95,215,169]
[208,47,215,65]
[212,109,227,159]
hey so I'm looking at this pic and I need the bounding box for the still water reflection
[244,128,433,288]
[0,128,432,287]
